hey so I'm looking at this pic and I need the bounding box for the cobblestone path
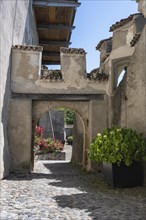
[0,160,146,220]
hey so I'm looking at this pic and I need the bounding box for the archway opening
[32,107,85,169]
[113,59,129,88]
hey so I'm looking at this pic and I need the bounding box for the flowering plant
[34,126,64,155]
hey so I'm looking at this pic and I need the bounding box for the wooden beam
[37,23,75,31]
[40,40,71,46]
[42,61,60,65]
[33,0,81,8]
[42,51,60,57]
[12,93,104,101]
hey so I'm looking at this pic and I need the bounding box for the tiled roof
[101,53,110,62]
[109,13,141,32]
[12,45,43,52]
[96,37,112,50]
[130,32,141,47]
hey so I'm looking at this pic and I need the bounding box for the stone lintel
[12,93,105,101]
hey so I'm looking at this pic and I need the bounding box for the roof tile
[109,13,141,32]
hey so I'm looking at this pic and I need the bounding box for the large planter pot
[103,161,144,188]
[35,152,66,160]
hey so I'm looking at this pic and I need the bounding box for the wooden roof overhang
[33,0,80,65]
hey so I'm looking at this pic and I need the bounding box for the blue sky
[50,0,138,72]
[70,0,138,72]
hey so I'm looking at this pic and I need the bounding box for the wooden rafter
[37,23,75,31]
[42,61,60,65]
[40,40,71,46]
[42,51,60,57]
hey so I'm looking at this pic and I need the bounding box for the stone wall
[71,114,84,165]
[89,99,107,172]
[112,26,146,136]
[8,99,32,173]
[0,0,38,178]
[125,26,146,135]
[11,47,108,94]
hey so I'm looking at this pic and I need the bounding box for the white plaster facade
[0,0,38,178]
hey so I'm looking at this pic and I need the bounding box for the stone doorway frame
[8,95,106,174]
[32,100,90,169]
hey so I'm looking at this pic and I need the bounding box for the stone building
[0,0,146,179]
[96,11,146,134]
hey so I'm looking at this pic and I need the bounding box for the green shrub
[67,136,73,145]
[89,127,146,166]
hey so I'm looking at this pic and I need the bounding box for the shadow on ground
[5,161,146,219]
[6,161,146,199]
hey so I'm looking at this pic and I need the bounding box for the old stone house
[0,0,146,179]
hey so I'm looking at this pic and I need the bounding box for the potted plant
[34,126,65,160]
[89,127,146,187]
[67,136,73,145]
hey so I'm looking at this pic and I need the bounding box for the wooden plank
[33,0,81,8]
[42,61,60,65]
[12,93,105,101]
[38,29,69,41]
[40,40,71,46]
[43,45,61,52]
[42,51,60,57]
[37,23,75,30]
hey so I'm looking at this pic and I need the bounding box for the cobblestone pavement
[0,159,146,220]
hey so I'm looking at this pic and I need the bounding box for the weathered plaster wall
[113,27,146,136]
[89,100,107,141]
[89,99,107,171]
[11,48,42,90]
[0,0,38,178]
[112,26,146,136]
[11,48,108,94]
[8,99,32,173]
[112,26,146,182]
[71,114,84,165]
[125,26,146,135]
[112,29,128,50]
[138,0,146,18]
[100,40,112,64]
[107,41,134,95]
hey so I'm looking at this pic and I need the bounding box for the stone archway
[8,97,106,174]
[32,100,89,169]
